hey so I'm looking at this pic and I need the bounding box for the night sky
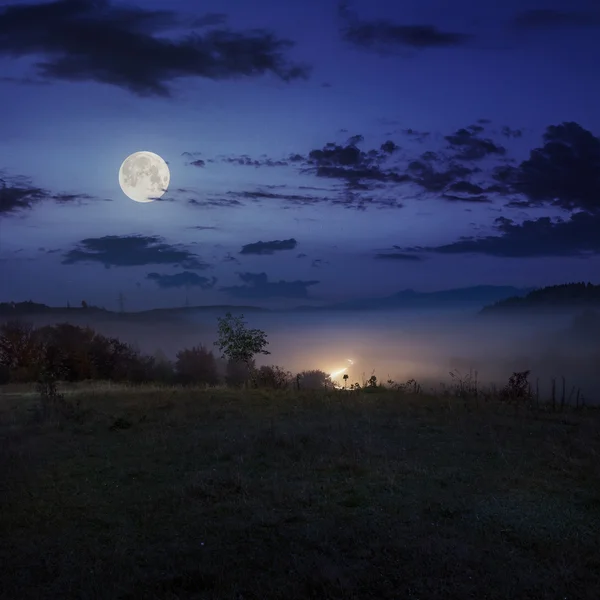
[1,0,600,310]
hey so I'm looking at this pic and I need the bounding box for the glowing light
[330,367,347,378]
[330,359,354,379]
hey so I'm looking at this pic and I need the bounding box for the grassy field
[1,382,599,599]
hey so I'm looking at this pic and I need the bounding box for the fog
[18,307,600,404]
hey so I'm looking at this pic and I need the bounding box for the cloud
[62,234,209,269]
[0,75,50,86]
[228,189,324,206]
[220,272,320,299]
[441,194,491,203]
[311,258,329,268]
[220,155,289,167]
[400,128,432,142]
[400,212,600,258]
[511,9,600,29]
[296,124,515,206]
[0,172,93,214]
[306,139,409,185]
[240,238,297,255]
[222,252,240,264]
[187,198,242,208]
[446,181,485,195]
[146,271,217,289]
[493,122,600,213]
[0,0,309,97]
[52,192,97,204]
[374,251,422,261]
[406,160,475,193]
[500,126,523,139]
[444,128,506,160]
[191,13,228,28]
[338,2,473,53]
[0,177,47,214]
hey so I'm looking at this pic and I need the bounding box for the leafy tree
[35,323,96,381]
[0,320,42,381]
[213,313,270,382]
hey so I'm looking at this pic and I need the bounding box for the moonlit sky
[1,0,600,310]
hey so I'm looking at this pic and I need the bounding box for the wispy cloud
[0,172,93,214]
[62,235,210,269]
[220,272,320,299]
[400,212,600,258]
[338,1,473,55]
[240,238,298,255]
[146,271,217,289]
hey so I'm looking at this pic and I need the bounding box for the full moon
[118,151,170,203]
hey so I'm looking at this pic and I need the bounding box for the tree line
[0,313,334,390]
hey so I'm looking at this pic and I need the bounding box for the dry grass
[1,383,600,599]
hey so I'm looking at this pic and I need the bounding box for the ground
[1,382,599,599]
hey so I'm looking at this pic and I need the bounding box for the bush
[296,369,335,390]
[500,370,532,406]
[254,365,293,389]
[225,358,255,387]
[175,345,220,385]
[149,349,176,384]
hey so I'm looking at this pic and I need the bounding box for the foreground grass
[1,384,599,599]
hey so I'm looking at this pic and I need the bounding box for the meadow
[2,380,599,599]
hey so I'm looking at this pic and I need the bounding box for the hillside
[0,286,531,319]
[315,285,532,311]
[480,282,600,314]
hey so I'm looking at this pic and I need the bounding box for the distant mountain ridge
[0,286,534,318]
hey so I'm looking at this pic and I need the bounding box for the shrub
[149,349,176,384]
[500,370,532,406]
[225,358,255,387]
[175,345,220,385]
[296,369,335,390]
[254,365,293,389]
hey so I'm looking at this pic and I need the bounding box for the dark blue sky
[1,0,600,309]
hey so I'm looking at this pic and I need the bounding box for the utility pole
[118,291,125,313]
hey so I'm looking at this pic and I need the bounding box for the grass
[1,382,600,599]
